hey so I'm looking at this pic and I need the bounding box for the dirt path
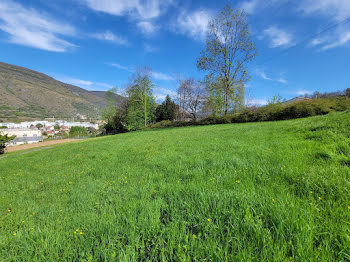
[6,139,84,153]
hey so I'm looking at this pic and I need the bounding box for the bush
[149,120,173,129]
[69,126,88,137]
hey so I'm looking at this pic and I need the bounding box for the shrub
[69,126,88,137]
[147,97,350,130]
[150,120,173,129]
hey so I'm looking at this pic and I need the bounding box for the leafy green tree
[101,87,118,123]
[69,126,88,137]
[104,114,127,134]
[197,3,257,115]
[0,134,16,154]
[35,123,43,129]
[126,69,156,130]
[155,95,177,122]
[102,87,129,134]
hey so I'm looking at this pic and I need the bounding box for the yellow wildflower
[207,218,211,222]
[272,198,275,202]
[318,197,322,201]
[13,233,16,236]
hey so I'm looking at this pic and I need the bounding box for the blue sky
[0,0,349,105]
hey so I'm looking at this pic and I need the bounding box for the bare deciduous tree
[177,78,205,121]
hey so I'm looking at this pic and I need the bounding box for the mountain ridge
[0,62,124,121]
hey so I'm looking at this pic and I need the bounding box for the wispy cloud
[299,0,350,21]
[84,0,172,20]
[108,63,134,72]
[0,0,76,52]
[55,75,113,90]
[299,0,350,51]
[108,62,174,81]
[256,69,287,84]
[84,0,172,36]
[152,72,174,81]
[153,86,177,101]
[174,9,212,41]
[246,98,268,106]
[91,31,129,46]
[262,26,294,48]
[237,0,288,14]
[144,43,157,53]
[137,21,158,35]
[238,0,260,14]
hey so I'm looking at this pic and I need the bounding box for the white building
[0,129,42,146]
[0,121,99,130]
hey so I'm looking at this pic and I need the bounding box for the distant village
[0,119,99,146]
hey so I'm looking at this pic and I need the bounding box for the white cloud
[84,0,172,20]
[277,77,287,84]
[152,71,174,81]
[299,0,350,50]
[321,30,350,50]
[144,43,157,53]
[299,0,350,21]
[175,9,212,40]
[259,72,272,81]
[0,0,76,52]
[256,69,287,84]
[91,31,129,46]
[237,0,288,14]
[246,98,268,106]
[308,25,350,51]
[238,0,260,14]
[263,26,294,48]
[137,21,158,35]
[56,76,113,90]
[108,63,134,72]
[309,37,326,47]
[153,87,177,101]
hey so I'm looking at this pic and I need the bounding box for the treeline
[149,96,350,129]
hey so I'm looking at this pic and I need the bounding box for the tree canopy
[126,69,156,130]
[155,95,177,122]
[197,4,257,115]
[0,134,16,154]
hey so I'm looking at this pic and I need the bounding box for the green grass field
[1,111,350,261]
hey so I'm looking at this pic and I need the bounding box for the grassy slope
[1,112,350,261]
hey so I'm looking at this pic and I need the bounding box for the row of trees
[103,3,258,133]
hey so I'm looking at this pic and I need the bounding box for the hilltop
[1,111,349,260]
[0,62,125,121]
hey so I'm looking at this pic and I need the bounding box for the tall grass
[1,111,350,261]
